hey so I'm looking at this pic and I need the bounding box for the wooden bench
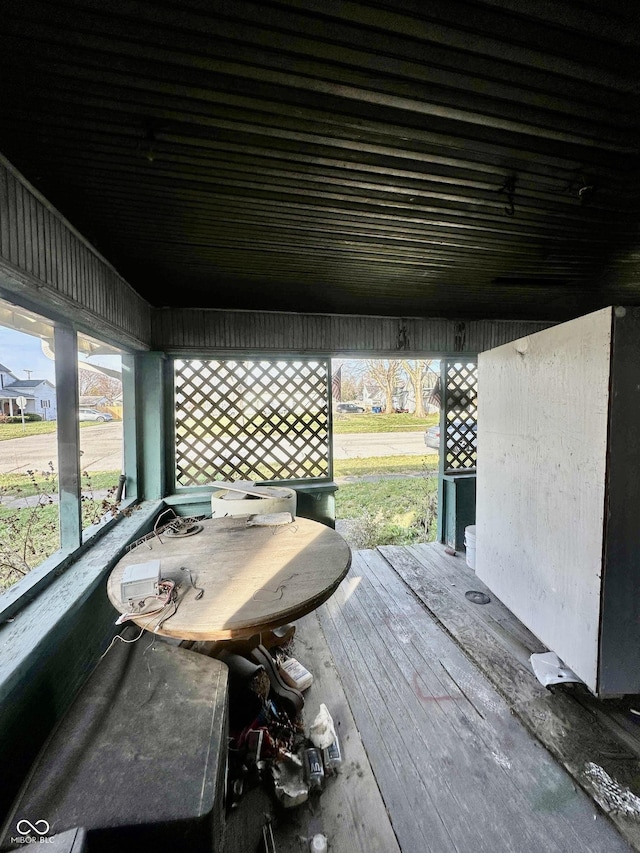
[0,627,229,853]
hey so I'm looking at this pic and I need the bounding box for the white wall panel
[476,307,612,692]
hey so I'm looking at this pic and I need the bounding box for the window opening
[331,358,440,550]
[0,298,59,590]
[77,332,124,533]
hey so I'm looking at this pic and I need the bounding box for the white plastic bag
[309,703,336,750]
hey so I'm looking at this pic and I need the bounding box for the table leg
[183,623,296,658]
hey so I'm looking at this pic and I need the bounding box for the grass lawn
[0,420,108,441]
[332,412,437,433]
[333,452,439,548]
[334,472,438,548]
[0,476,125,590]
[0,470,120,498]
[333,454,437,478]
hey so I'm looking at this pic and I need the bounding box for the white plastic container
[210,482,296,519]
[464,525,477,570]
[278,656,313,691]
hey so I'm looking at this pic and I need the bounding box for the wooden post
[436,359,448,543]
[54,325,82,549]
[120,352,139,502]
[138,351,166,500]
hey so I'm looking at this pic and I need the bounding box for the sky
[0,327,121,385]
[0,327,57,383]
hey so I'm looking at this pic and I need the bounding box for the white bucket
[464,525,477,570]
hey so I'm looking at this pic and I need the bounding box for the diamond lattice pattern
[445,362,477,471]
[174,359,330,486]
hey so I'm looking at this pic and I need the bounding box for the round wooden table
[107,515,352,642]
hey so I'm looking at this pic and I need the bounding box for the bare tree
[402,359,435,417]
[365,360,403,413]
[340,362,364,402]
[78,368,122,400]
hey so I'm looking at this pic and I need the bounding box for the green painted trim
[327,359,335,481]
[0,501,162,703]
[138,352,167,500]
[54,325,82,548]
[164,479,339,527]
[165,355,178,495]
[0,501,162,816]
[121,353,139,501]
[436,360,447,543]
[292,481,339,494]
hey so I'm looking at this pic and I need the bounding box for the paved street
[0,423,123,474]
[333,430,436,459]
[0,423,436,475]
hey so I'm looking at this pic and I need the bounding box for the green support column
[436,358,448,543]
[436,357,478,549]
[326,359,335,482]
[120,353,139,502]
[54,325,82,549]
[137,351,166,500]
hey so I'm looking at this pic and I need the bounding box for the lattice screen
[444,361,477,471]
[174,359,330,486]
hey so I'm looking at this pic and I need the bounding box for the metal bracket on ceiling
[396,322,409,351]
[565,171,596,206]
[498,175,517,216]
[138,119,167,163]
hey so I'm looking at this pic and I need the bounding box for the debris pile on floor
[223,635,341,847]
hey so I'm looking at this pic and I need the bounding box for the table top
[107,515,352,641]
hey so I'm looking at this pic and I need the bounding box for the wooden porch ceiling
[1,0,640,322]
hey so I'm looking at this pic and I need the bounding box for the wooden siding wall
[0,155,151,349]
[153,308,553,356]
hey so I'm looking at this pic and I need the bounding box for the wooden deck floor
[381,542,640,851]
[226,542,640,853]
[312,544,634,853]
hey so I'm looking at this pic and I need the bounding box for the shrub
[4,413,43,423]
[0,465,136,590]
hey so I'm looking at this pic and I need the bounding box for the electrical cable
[99,625,145,661]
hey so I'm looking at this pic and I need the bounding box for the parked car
[425,419,476,453]
[336,402,365,413]
[424,424,441,449]
[79,408,113,422]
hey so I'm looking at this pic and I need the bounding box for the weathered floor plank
[317,550,632,853]
[380,542,640,851]
[223,607,401,853]
[272,609,402,853]
[405,542,547,665]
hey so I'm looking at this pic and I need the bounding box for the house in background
[0,364,57,420]
[79,395,110,409]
